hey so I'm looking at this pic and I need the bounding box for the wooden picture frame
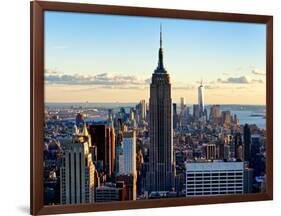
[31,1,273,215]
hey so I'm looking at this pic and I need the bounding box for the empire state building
[147,26,175,192]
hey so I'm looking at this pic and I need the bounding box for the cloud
[217,76,249,84]
[173,84,195,90]
[45,69,59,75]
[251,79,264,84]
[252,69,265,76]
[45,69,150,89]
[217,76,263,84]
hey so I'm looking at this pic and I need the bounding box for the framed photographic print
[31,1,273,215]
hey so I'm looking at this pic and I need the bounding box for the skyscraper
[222,111,231,126]
[115,118,123,174]
[243,124,251,162]
[89,123,114,176]
[202,143,217,160]
[147,25,174,192]
[107,111,115,176]
[173,103,178,129]
[209,105,221,123]
[251,134,264,178]
[89,124,106,172]
[60,137,95,204]
[234,132,243,161]
[120,130,137,175]
[116,120,137,200]
[198,81,205,117]
[180,97,185,113]
[193,104,200,120]
[138,99,146,121]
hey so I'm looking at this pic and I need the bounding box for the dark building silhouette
[115,174,137,200]
[251,135,265,178]
[95,182,126,202]
[107,111,115,176]
[115,117,123,174]
[193,104,200,120]
[89,124,114,176]
[173,103,178,130]
[243,124,251,162]
[234,132,243,161]
[89,124,106,168]
[147,26,174,192]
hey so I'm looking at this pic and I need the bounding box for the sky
[44,11,266,105]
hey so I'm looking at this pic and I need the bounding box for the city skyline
[44,11,266,105]
[43,16,267,205]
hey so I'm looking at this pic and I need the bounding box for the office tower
[95,182,126,202]
[193,104,200,120]
[218,143,225,160]
[173,103,178,129]
[233,114,239,125]
[244,167,253,193]
[185,162,244,196]
[107,111,115,176]
[243,124,251,162]
[230,140,235,160]
[198,81,205,117]
[209,105,221,124]
[120,130,137,175]
[115,118,123,174]
[179,105,190,127]
[89,124,106,171]
[180,97,185,113]
[136,149,145,194]
[116,175,137,200]
[75,113,85,129]
[60,138,95,204]
[251,135,264,178]
[222,111,231,126]
[89,123,114,176]
[147,26,174,192]
[136,99,146,121]
[202,143,216,160]
[209,105,220,119]
[234,132,243,161]
[224,144,230,161]
[129,108,135,121]
[82,122,92,146]
[44,140,63,205]
[119,107,127,122]
[106,126,114,176]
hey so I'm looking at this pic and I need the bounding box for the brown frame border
[31,1,273,215]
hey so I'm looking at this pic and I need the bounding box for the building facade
[185,162,244,196]
[60,138,95,204]
[120,130,137,175]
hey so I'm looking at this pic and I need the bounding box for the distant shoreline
[45,102,266,106]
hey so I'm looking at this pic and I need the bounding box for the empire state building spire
[160,24,162,48]
[148,25,174,192]
[155,24,167,73]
